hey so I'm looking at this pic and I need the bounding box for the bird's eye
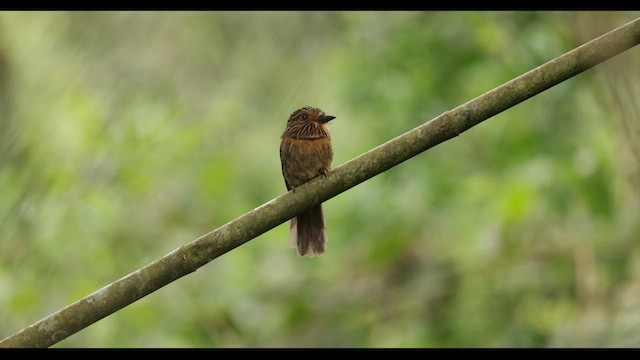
[301,114,309,120]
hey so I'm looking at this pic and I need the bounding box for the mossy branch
[2,17,640,348]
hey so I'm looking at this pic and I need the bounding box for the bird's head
[287,106,336,125]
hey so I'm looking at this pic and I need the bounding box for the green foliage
[1,11,639,347]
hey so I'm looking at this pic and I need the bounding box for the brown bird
[280,106,336,257]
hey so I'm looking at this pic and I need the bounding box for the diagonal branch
[2,17,640,348]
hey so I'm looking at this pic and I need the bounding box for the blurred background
[1,11,639,348]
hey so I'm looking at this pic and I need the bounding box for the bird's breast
[280,136,333,188]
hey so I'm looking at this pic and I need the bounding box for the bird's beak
[316,114,336,123]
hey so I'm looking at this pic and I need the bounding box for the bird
[280,106,336,257]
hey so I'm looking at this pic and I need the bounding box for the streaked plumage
[280,106,336,257]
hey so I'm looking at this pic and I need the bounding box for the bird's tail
[289,204,327,257]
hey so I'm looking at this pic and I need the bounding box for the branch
[2,16,640,348]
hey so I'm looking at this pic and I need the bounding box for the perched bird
[280,106,336,257]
